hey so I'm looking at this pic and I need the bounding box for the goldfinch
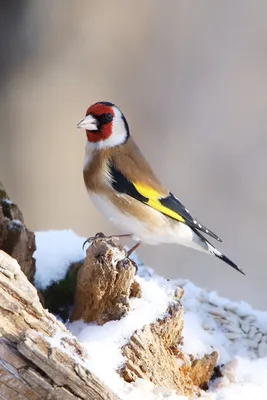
[77,101,244,275]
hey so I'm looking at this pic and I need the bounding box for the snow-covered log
[0,238,217,399]
[120,298,218,396]
[68,236,218,396]
[0,250,118,400]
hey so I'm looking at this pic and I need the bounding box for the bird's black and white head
[77,101,130,149]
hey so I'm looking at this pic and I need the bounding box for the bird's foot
[82,232,132,250]
[82,232,105,250]
[82,233,140,274]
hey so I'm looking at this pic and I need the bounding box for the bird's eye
[105,113,113,122]
[98,113,113,125]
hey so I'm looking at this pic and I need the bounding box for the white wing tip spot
[206,229,209,233]
[198,224,202,228]
[193,219,197,224]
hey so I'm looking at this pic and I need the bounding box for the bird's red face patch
[85,102,115,143]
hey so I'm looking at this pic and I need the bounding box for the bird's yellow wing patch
[133,182,185,223]
[108,161,222,242]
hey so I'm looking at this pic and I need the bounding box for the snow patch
[67,275,172,394]
[11,219,24,229]
[174,280,267,363]
[34,230,86,289]
[106,242,126,267]
[2,198,13,205]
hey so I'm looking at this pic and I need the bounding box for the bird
[77,101,244,275]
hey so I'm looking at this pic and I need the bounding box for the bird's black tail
[214,251,245,276]
[192,227,245,275]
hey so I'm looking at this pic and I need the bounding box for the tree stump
[70,236,136,324]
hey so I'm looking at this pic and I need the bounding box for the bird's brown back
[84,137,168,196]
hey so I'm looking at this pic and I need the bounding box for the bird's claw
[82,232,106,250]
[83,232,133,251]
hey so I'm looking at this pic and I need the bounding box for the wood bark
[120,291,218,397]
[0,250,118,400]
[0,182,35,281]
[70,236,136,324]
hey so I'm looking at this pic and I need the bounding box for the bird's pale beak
[77,114,98,131]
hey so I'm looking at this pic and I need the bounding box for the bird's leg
[108,233,132,239]
[82,232,132,250]
[127,241,141,257]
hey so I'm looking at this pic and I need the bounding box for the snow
[211,356,267,399]
[106,242,127,267]
[174,280,267,362]
[11,218,24,228]
[2,198,13,205]
[34,229,267,399]
[68,275,173,394]
[34,230,86,289]
[121,380,187,400]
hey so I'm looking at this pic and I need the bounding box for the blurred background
[0,0,266,309]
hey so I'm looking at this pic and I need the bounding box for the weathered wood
[70,236,136,324]
[190,351,218,389]
[68,237,218,396]
[0,182,35,281]
[120,294,195,396]
[120,293,218,396]
[0,250,118,400]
